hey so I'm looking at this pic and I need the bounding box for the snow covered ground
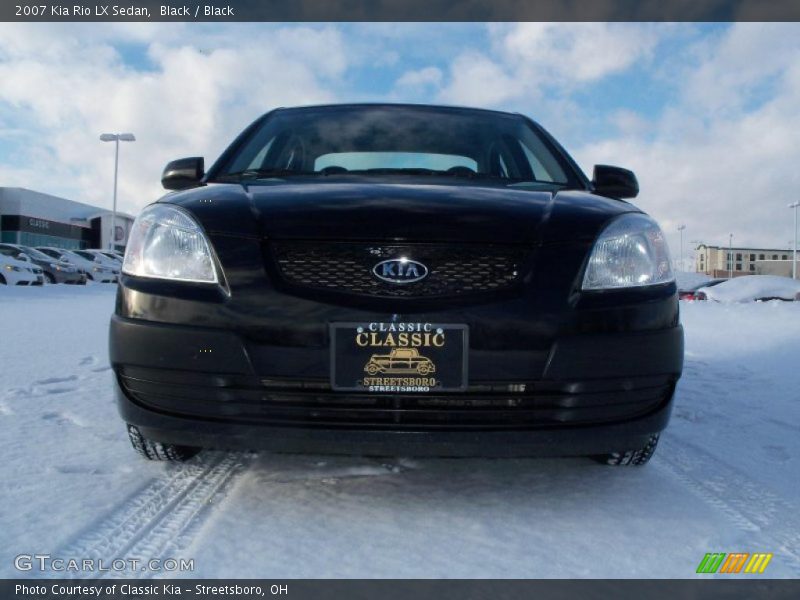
[1,284,798,578]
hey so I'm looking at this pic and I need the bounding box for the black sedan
[111,104,683,466]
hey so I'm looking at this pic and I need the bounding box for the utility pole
[728,233,734,279]
[677,225,686,272]
[790,202,799,280]
[690,240,703,273]
[100,133,136,250]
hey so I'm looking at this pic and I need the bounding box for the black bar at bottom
[2,579,799,600]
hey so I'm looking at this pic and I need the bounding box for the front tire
[598,433,660,466]
[126,424,200,462]
[45,272,56,284]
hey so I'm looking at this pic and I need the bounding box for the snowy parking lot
[1,284,798,578]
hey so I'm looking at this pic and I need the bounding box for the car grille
[119,367,674,431]
[270,242,529,298]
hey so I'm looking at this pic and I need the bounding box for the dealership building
[0,187,133,252]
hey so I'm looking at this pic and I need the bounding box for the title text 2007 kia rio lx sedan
[111,104,683,466]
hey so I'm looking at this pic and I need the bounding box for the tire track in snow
[57,451,249,578]
[657,435,800,574]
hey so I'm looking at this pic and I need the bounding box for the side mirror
[592,165,639,199]
[19,253,31,262]
[161,157,204,191]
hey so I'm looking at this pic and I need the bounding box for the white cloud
[0,23,346,216]
[436,52,520,106]
[430,23,662,107]
[395,66,443,91]
[573,24,800,251]
[494,23,660,85]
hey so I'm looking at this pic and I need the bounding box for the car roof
[271,102,526,121]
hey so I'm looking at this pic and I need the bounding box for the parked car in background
[97,250,124,266]
[73,249,121,278]
[697,275,800,303]
[0,243,85,284]
[678,278,727,301]
[0,252,41,286]
[35,247,117,283]
[100,249,125,263]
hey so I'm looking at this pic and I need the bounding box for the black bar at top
[3,0,800,22]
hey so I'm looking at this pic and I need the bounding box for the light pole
[677,225,686,272]
[690,239,704,273]
[100,132,135,251]
[728,233,733,279]
[790,202,799,280]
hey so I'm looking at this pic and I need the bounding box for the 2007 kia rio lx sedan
[111,104,683,466]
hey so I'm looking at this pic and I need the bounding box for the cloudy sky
[1,22,799,256]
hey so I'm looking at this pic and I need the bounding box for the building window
[749,254,755,261]
[773,254,778,260]
[759,254,765,260]
[736,264,742,271]
[736,253,742,261]
[782,255,788,260]
[749,264,755,271]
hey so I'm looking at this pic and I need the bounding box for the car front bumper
[110,314,683,457]
[52,269,85,284]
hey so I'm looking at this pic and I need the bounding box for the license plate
[330,322,468,393]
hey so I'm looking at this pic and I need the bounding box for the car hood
[1,256,33,269]
[164,179,637,244]
[66,257,99,269]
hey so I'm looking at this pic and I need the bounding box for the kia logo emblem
[372,258,428,284]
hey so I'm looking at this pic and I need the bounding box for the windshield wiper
[214,168,318,182]
[506,180,572,189]
[345,168,445,176]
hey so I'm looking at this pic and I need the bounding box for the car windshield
[73,250,97,261]
[56,250,82,261]
[37,248,64,259]
[212,106,579,187]
[16,246,54,261]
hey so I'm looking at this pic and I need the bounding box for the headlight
[123,204,218,283]
[582,213,674,290]
[50,263,60,270]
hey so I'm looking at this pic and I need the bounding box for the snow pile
[675,271,712,292]
[699,275,800,302]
